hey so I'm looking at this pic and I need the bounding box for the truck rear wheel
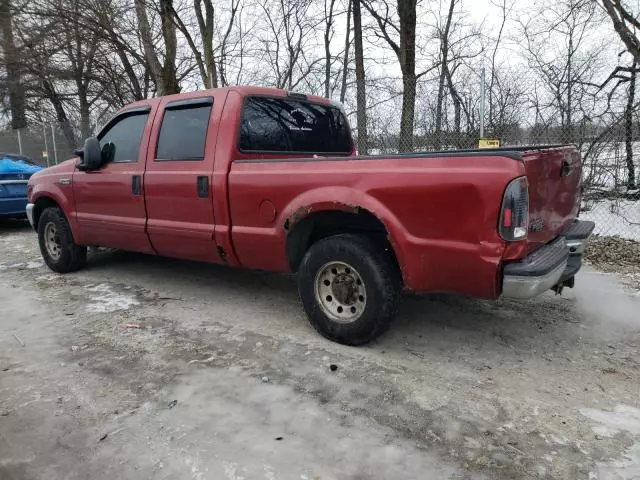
[38,207,87,273]
[297,234,401,345]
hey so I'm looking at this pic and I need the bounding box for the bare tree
[0,0,27,129]
[518,0,603,143]
[487,0,515,133]
[600,0,640,63]
[323,0,337,98]
[167,0,240,89]
[79,0,148,102]
[134,0,179,95]
[55,0,100,139]
[624,61,636,188]
[352,0,368,153]
[434,0,456,149]
[362,0,438,152]
[258,0,322,91]
[339,0,352,103]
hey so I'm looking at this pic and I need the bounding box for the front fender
[30,180,77,233]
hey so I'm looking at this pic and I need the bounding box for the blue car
[0,153,43,219]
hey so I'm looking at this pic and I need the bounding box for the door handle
[197,176,209,198]
[132,175,142,195]
[561,161,571,177]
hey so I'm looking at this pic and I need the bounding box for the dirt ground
[1,220,639,480]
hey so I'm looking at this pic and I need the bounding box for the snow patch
[596,442,640,480]
[36,273,59,281]
[580,405,640,436]
[581,405,640,480]
[222,461,245,480]
[26,260,43,269]
[85,284,139,313]
[581,199,640,241]
[0,262,24,270]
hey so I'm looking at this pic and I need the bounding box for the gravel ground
[585,236,640,291]
[1,221,640,480]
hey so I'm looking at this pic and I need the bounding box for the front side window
[156,103,212,161]
[239,97,352,154]
[98,113,149,163]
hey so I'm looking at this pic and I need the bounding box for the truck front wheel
[297,234,401,345]
[38,207,87,273]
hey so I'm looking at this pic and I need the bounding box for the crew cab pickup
[26,86,594,345]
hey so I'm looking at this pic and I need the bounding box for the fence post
[480,66,486,139]
[17,129,23,154]
[51,124,58,164]
[42,121,50,167]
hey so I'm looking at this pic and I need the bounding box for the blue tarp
[0,157,42,175]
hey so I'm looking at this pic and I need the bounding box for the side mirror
[77,137,102,171]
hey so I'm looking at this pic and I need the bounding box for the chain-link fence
[1,111,638,242]
[356,112,640,242]
[0,123,75,167]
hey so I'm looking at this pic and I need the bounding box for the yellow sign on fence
[478,139,500,149]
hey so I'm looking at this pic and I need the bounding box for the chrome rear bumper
[502,260,567,299]
[501,220,594,299]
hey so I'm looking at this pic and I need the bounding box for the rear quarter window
[239,97,352,154]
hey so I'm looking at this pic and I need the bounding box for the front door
[73,107,155,253]
[143,96,221,262]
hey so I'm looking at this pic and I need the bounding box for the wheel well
[286,209,401,277]
[33,197,60,231]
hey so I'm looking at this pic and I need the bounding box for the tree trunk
[399,73,416,152]
[340,0,352,103]
[195,0,218,89]
[625,62,637,189]
[601,0,640,64]
[43,80,76,150]
[453,96,461,147]
[0,0,27,130]
[134,0,179,95]
[324,0,336,98]
[434,0,455,150]
[397,0,417,152]
[159,0,179,94]
[352,0,368,155]
[78,83,91,140]
[434,66,447,149]
[565,30,574,143]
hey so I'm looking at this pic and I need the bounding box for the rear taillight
[499,176,529,241]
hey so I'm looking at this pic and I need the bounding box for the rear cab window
[238,96,353,155]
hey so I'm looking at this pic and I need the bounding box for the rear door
[143,96,222,262]
[72,107,155,253]
[522,146,582,251]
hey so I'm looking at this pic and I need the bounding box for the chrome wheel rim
[314,261,367,324]
[44,222,62,260]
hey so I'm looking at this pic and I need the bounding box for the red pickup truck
[26,86,594,345]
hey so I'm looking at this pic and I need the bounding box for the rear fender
[280,187,410,281]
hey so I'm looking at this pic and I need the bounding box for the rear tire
[38,207,87,273]
[297,234,401,346]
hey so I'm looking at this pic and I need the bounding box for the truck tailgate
[522,146,582,251]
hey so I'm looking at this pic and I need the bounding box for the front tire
[297,234,401,346]
[38,207,87,273]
